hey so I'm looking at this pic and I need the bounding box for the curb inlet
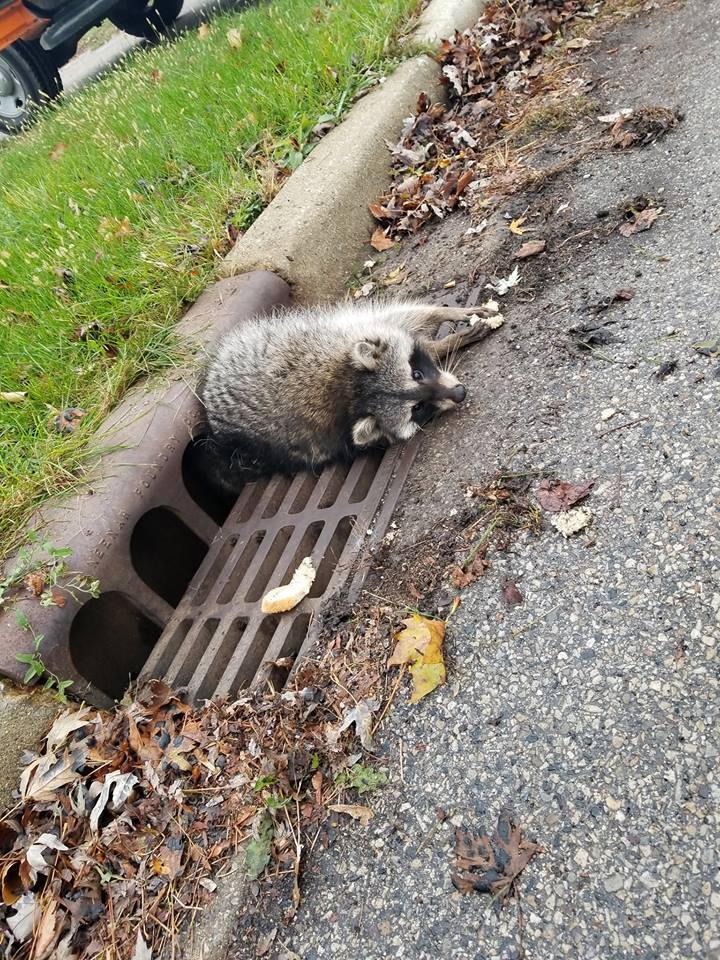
[141,439,419,702]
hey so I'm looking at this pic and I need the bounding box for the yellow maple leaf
[388,614,446,703]
[509,216,528,235]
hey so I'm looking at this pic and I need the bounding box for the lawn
[0,0,420,560]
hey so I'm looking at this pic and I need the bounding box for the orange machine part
[0,1,45,51]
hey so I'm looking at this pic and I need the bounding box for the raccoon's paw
[352,416,384,447]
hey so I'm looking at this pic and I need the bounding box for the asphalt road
[229,1,720,957]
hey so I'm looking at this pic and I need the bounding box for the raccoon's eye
[412,402,424,413]
[411,369,424,382]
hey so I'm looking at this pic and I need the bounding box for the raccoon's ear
[352,416,382,447]
[350,337,387,371]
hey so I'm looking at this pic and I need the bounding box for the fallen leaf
[226,27,242,48]
[613,288,634,301]
[98,217,134,241]
[131,930,153,960]
[550,507,592,538]
[245,811,273,880]
[451,554,490,589]
[501,579,523,605]
[49,142,68,161]
[197,22,210,38]
[89,771,138,832]
[598,108,633,124]
[692,337,720,358]
[452,815,542,905]
[328,804,373,827]
[26,833,68,878]
[336,699,379,751]
[619,206,661,237]
[370,228,395,252]
[655,359,678,379]
[21,751,82,803]
[53,407,86,434]
[514,239,546,259]
[7,892,39,941]
[149,69,163,83]
[46,707,94,752]
[565,37,591,48]
[536,478,594,513]
[255,928,277,957]
[509,216,528,235]
[486,266,521,296]
[24,572,45,596]
[388,614,446,704]
[31,898,60,959]
[0,391,26,403]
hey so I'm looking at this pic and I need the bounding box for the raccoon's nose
[449,384,466,404]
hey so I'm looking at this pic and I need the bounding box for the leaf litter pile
[370,0,681,247]
[0,615,409,959]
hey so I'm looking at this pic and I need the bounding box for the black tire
[0,40,62,134]
[47,37,79,69]
[109,0,184,40]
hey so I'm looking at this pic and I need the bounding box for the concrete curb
[221,0,488,303]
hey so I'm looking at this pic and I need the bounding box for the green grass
[0,0,420,560]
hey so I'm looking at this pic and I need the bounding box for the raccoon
[197,298,498,497]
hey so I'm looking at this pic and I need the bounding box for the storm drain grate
[140,440,419,701]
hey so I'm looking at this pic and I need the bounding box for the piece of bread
[261,557,316,614]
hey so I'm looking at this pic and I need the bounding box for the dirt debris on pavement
[229,0,719,957]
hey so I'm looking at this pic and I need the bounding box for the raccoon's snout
[448,384,466,404]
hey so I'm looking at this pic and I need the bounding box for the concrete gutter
[191,4,488,956]
[222,0,487,302]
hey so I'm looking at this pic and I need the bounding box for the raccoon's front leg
[382,304,497,338]
[424,312,503,361]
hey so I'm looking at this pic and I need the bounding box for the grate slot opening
[236,477,270,522]
[174,619,219,688]
[244,526,293,602]
[348,449,384,503]
[150,619,192,678]
[193,536,238,606]
[277,521,324,592]
[257,613,312,691]
[316,463,351,509]
[182,438,238,526]
[261,476,294,518]
[130,506,208,607]
[217,532,266,604]
[232,615,280,694]
[309,516,355,597]
[288,472,319,515]
[195,619,248,702]
[70,591,161,699]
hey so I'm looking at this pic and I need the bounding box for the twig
[511,603,561,639]
[371,664,406,735]
[597,415,650,438]
[399,738,405,785]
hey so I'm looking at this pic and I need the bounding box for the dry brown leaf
[514,239,546,259]
[48,143,68,161]
[388,615,446,704]
[197,22,210,38]
[509,216,528,235]
[501,579,523,605]
[370,228,395,252]
[619,206,661,237]
[328,804,374,827]
[227,27,243,48]
[537,478,594,513]
[0,392,27,403]
[21,751,82,803]
[452,814,542,903]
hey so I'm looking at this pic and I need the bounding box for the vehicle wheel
[109,0,184,40]
[48,38,79,69]
[0,40,62,135]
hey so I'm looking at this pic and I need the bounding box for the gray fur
[198,298,496,492]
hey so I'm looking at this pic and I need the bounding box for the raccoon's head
[349,334,466,449]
